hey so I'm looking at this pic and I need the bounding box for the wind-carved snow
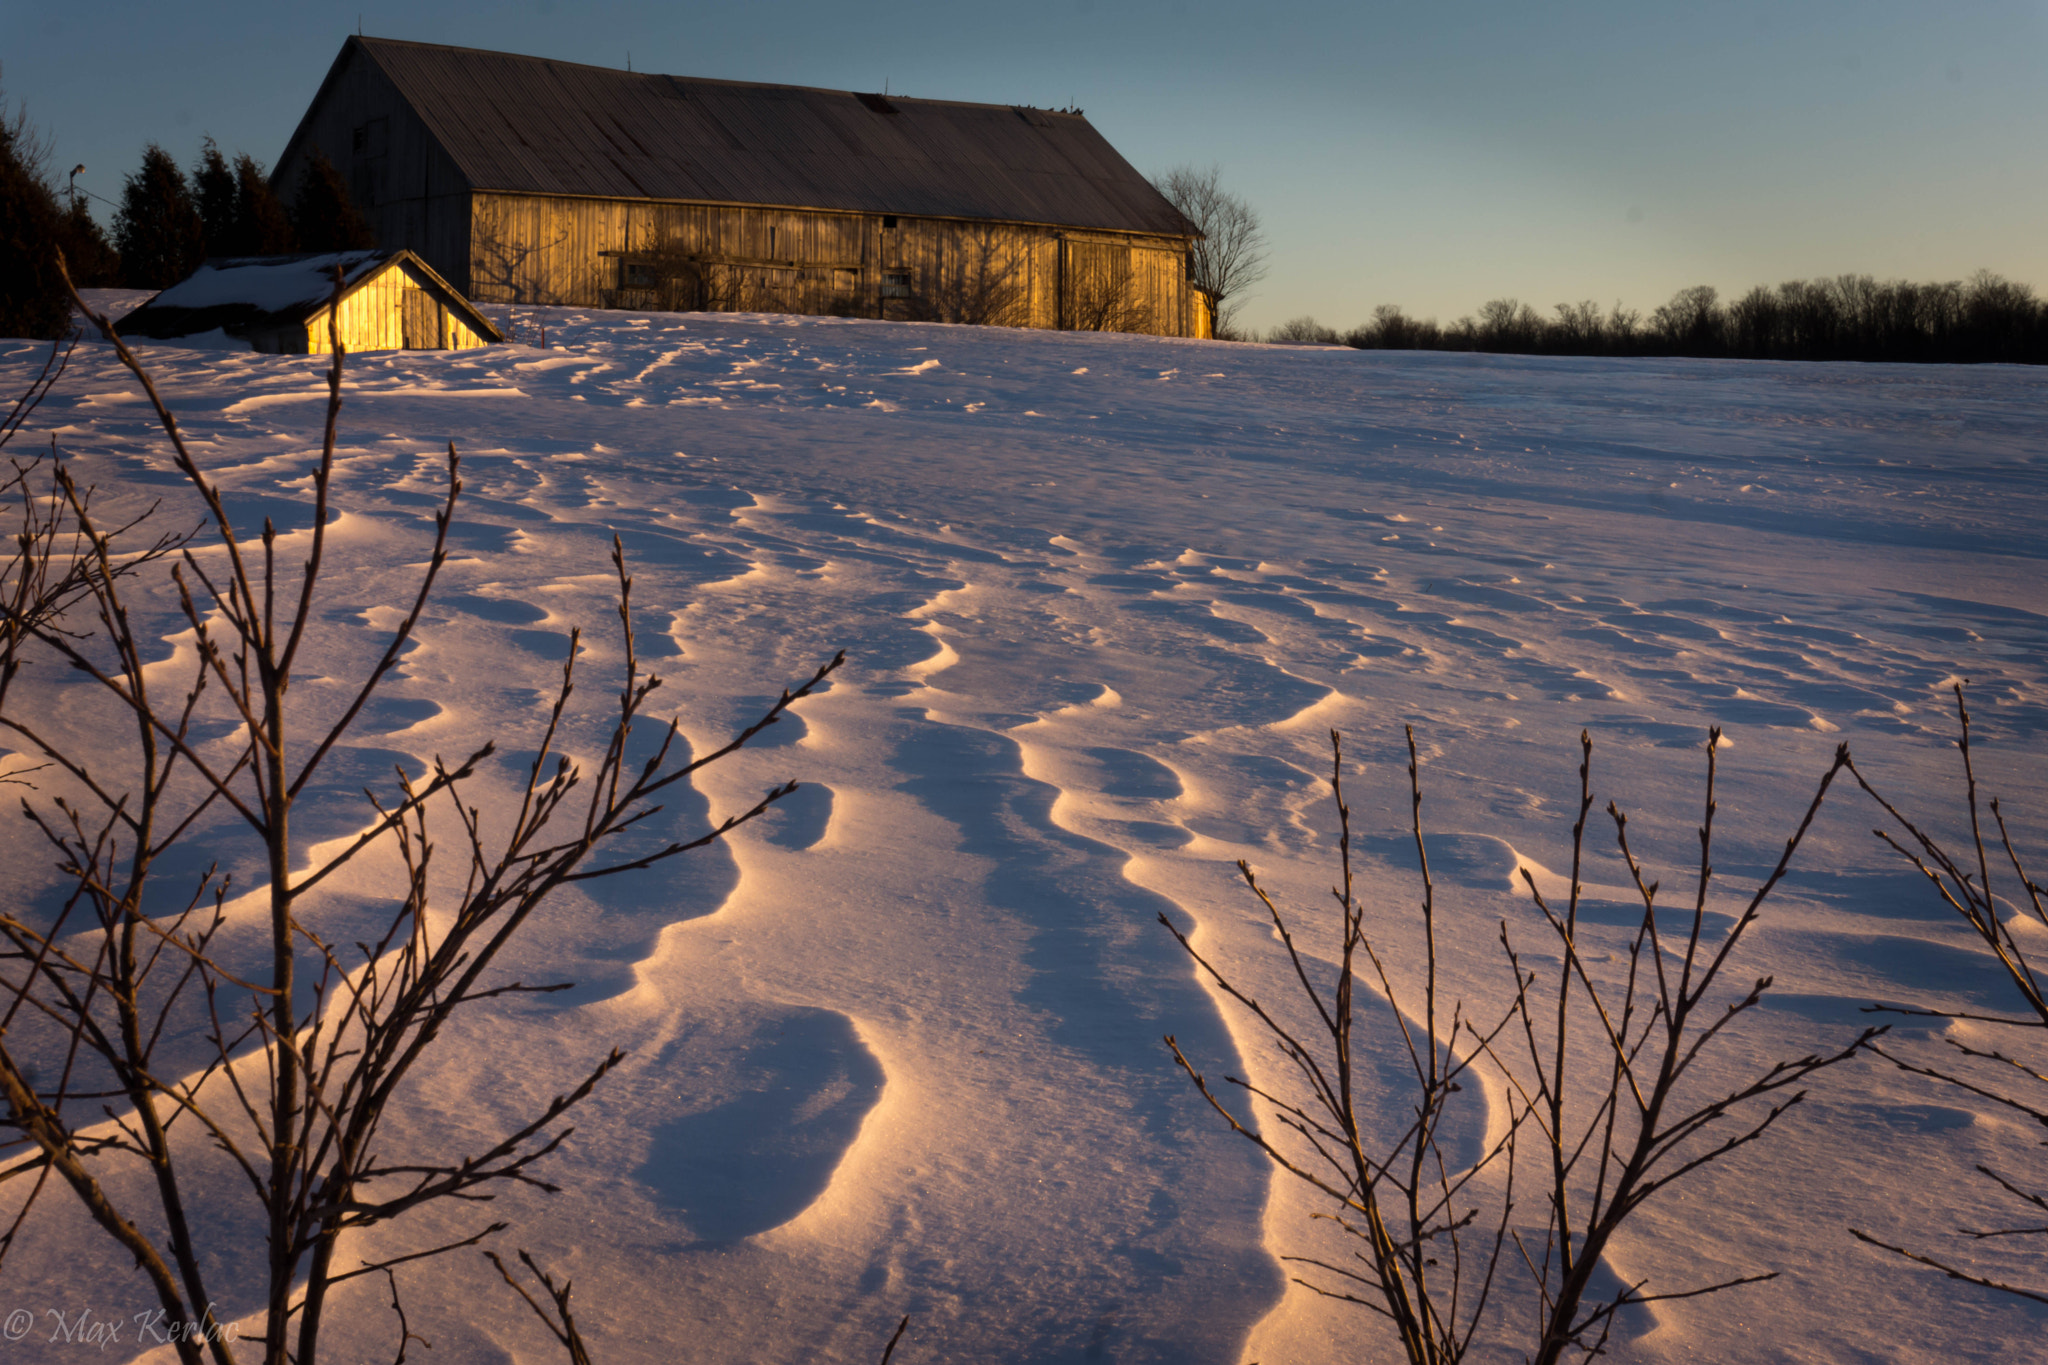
[3,303,2046,1364]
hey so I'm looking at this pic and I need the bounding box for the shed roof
[120,250,503,345]
[319,37,1194,237]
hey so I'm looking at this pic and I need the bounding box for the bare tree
[1150,164,1267,339]
[1650,285,1723,353]
[0,264,840,1364]
[1266,315,1340,345]
[1549,300,1605,352]
[1164,728,1877,1364]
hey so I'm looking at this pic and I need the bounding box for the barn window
[769,226,778,255]
[623,262,659,290]
[882,215,897,230]
[352,117,388,158]
[881,271,912,298]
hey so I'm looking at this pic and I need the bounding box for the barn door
[401,288,441,349]
[1061,239,1134,331]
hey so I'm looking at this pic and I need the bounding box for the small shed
[120,250,502,354]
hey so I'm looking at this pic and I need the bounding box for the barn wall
[274,45,474,290]
[468,192,1199,336]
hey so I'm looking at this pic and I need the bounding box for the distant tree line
[2,73,376,338]
[1269,273,2048,365]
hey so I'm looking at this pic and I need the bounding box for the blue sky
[8,0,2044,333]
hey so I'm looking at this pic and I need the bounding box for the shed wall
[299,262,493,354]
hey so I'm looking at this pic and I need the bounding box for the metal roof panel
[348,37,1193,236]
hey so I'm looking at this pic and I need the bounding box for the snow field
[2,298,2045,1362]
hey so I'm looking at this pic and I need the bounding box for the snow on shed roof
[139,252,389,316]
[323,37,1195,237]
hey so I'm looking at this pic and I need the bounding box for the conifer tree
[234,152,296,255]
[115,143,204,289]
[193,136,238,257]
[288,148,373,253]
[57,197,122,287]
[0,81,69,339]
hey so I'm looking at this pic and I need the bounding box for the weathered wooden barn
[274,37,1209,337]
[120,250,501,353]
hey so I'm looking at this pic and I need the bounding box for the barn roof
[121,250,503,344]
[326,36,1194,237]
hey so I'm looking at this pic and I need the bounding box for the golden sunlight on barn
[275,37,1210,337]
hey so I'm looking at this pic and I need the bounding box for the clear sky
[7,0,2044,334]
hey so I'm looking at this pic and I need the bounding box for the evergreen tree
[193,136,238,257]
[234,152,296,255]
[57,197,122,287]
[0,83,70,339]
[115,143,204,289]
[288,149,373,253]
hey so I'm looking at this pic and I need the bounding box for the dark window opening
[769,226,778,255]
[882,215,897,230]
[623,262,659,290]
[351,117,388,158]
[881,271,912,298]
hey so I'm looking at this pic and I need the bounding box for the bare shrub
[1846,685,2048,1303]
[1164,728,1877,1364]
[0,265,840,1363]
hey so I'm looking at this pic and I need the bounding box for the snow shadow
[636,1008,883,1243]
[893,721,1236,1096]
[757,780,833,850]
[216,491,340,539]
[1084,746,1183,801]
[490,723,740,1004]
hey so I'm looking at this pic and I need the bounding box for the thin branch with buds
[0,255,842,1365]
[1846,683,2048,1303]
[1165,726,1876,1364]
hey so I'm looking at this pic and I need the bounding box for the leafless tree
[1150,164,1267,339]
[1549,301,1605,352]
[0,263,840,1364]
[1650,285,1723,353]
[1266,316,1340,345]
[1164,728,1878,1364]
[1475,299,1542,352]
[1846,686,2048,1303]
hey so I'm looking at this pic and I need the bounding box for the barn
[274,37,1210,337]
[119,249,502,354]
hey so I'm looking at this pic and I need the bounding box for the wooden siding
[300,261,493,354]
[313,39,1197,239]
[468,191,1200,336]
[274,43,474,291]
